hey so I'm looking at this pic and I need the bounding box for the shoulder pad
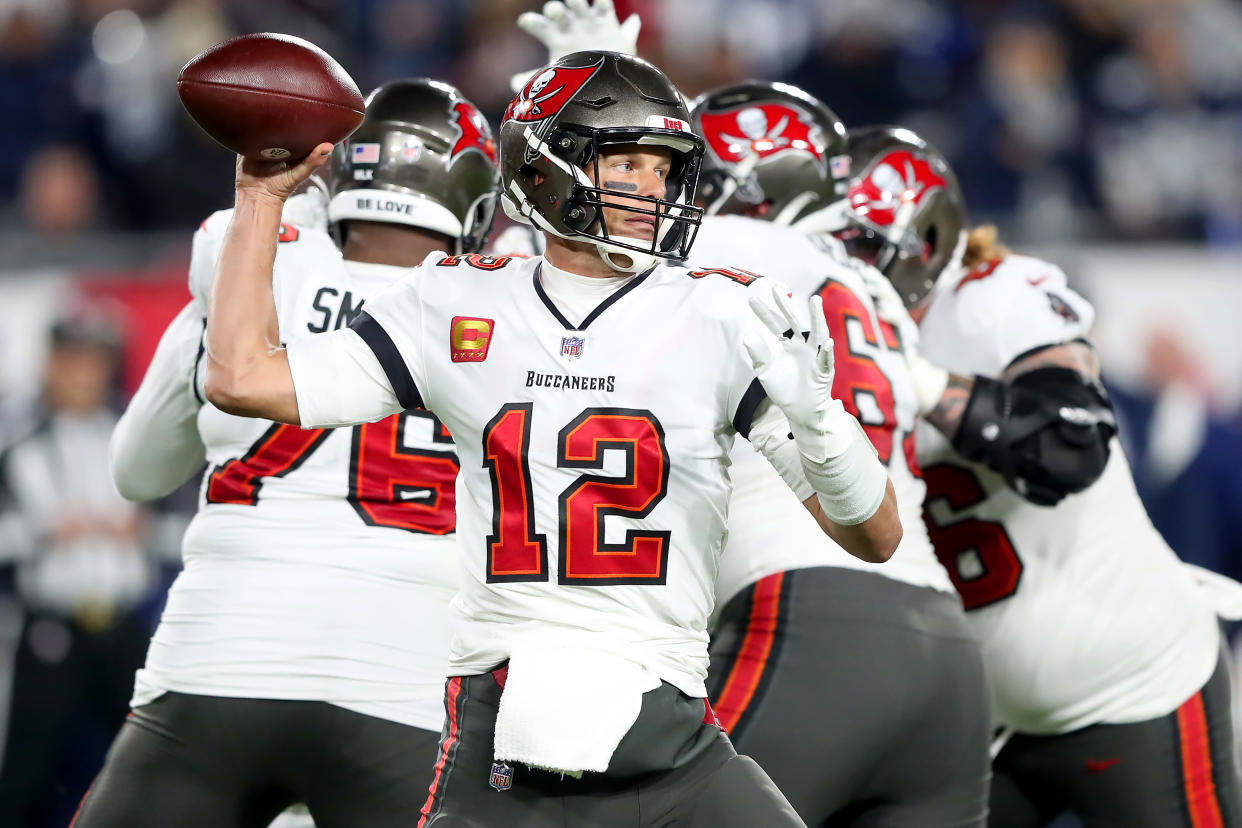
[188,209,235,303]
[954,254,1069,295]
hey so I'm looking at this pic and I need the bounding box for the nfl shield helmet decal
[400,137,423,161]
[560,335,585,361]
[489,762,513,792]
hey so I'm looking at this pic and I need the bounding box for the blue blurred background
[0,1,1241,825]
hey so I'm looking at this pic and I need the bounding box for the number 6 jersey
[129,210,461,732]
[915,254,1219,734]
[287,252,775,697]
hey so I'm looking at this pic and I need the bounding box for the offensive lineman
[688,84,991,826]
[203,50,900,828]
[835,125,1242,826]
[76,80,500,828]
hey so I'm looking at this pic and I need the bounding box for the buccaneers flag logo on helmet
[450,101,497,165]
[504,62,602,123]
[698,104,825,166]
[848,150,947,228]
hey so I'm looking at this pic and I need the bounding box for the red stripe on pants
[67,778,97,827]
[1176,690,1225,828]
[712,572,784,732]
[418,676,464,828]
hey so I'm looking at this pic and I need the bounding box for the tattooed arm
[921,341,1098,440]
[1002,340,1099,382]
[924,373,973,440]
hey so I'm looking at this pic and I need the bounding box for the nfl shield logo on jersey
[489,762,513,792]
[560,335,585,361]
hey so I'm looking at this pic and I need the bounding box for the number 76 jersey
[290,252,772,698]
[133,212,461,733]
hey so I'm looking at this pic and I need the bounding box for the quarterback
[507,4,990,823]
[202,49,899,827]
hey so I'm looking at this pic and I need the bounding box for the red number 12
[483,404,670,585]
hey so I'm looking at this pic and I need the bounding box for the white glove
[744,286,838,463]
[512,0,641,93]
[746,286,888,526]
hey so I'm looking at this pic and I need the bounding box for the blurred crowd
[2,0,1242,245]
[1,0,1242,823]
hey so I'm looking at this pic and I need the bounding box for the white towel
[493,636,660,775]
[1186,564,1242,621]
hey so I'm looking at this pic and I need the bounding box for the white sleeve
[747,396,888,526]
[994,279,1095,368]
[286,328,403,428]
[745,399,815,502]
[109,302,207,501]
[188,211,229,314]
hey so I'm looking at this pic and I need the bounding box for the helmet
[836,125,966,309]
[327,79,501,254]
[499,50,705,273]
[690,81,849,225]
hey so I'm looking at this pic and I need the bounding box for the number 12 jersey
[287,252,773,697]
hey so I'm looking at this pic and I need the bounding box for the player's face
[587,145,672,242]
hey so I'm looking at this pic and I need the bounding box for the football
[177,32,365,161]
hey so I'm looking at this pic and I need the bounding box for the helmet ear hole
[565,200,597,231]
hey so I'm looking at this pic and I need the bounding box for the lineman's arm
[110,302,207,500]
[915,340,1115,506]
[512,0,640,91]
[921,340,1100,438]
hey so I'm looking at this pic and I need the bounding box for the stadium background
[0,0,1240,825]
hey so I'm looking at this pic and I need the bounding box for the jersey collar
[532,261,656,331]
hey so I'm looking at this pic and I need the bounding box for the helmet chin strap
[596,244,655,273]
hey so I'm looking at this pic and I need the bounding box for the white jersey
[689,215,951,606]
[287,252,775,697]
[916,253,1219,734]
[129,210,460,731]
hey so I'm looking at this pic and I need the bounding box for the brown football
[177,32,365,161]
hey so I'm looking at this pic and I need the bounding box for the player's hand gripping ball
[177,32,364,162]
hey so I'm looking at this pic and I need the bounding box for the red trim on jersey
[702,698,724,730]
[1177,690,1225,828]
[712,572,785,732]
[419,676,463,828]
[954,257,1004,292]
